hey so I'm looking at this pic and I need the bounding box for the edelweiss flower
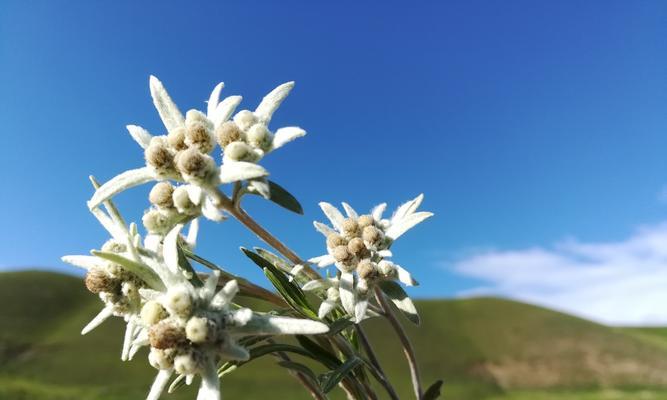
[88,76,269,215]
[136,225,329,400]
[306,194,432,322]
[218,82,306,198]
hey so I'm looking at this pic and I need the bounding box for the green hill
[2,270,667,400]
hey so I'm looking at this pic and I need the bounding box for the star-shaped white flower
[88,76,269,215]
[136,224,329,400]
[306,194,432,322]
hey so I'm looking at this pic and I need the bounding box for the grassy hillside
[2,271,667,400]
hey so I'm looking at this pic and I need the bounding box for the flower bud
[357,215,374,228]
[185,111,215,154]
[215,121,245,148]
[326,233,346,249]
[172,186,198,215]
[149,182,174,209]
[185,316,211,343]
[167,127,188,151]
[148,320,186,349]
[378,260,395,276]
[185,109,212,129]
[246,124,273,152]
[149,348,175,370]
[362,226,382,245]
[142,209,171,234]
[101,239,126,254]
[342,218,360,237]
[176,148,216,183]
[165,288,193,318]
[327,287,340,301]
[224,141,259,162]
[332,245,351,263]
[85,268,119,294]
[145,138,174,173]
[174,351,203,375]
[141,301,167,325]
[233,110,257,131]
[347,237,366,256]
[357,260,377,280]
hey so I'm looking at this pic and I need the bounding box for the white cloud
[452,222,667,326]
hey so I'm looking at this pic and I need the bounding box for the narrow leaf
[423,380,444,400]
[266,180,303,214]
[319,356,363,393]
[378,280,420,325]
[92,250,165,290]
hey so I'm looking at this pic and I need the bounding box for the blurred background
[1,1,667,399]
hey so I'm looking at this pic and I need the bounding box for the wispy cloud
[451,222,667,326]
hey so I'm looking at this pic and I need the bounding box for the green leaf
[318,356,363,393]
[423,379,444,400]
[247,180,303,214]
[296,335,341,369]
[254,247,292,273]
[241,247,316,318]
[327,318,354,336]
[277,360,319,383]
[378,280,420,325]
[266,180,303,214]
[91,250,164,290]
[176,244,202,287]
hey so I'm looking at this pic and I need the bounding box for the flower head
[87,76,272,218]
[306,194,432,322]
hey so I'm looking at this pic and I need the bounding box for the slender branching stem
[355,324,400,400]
[268,339,327,400]
[374,286,423,400]
[211,188,321,280]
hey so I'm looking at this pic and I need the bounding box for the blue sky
[1,1,666,324]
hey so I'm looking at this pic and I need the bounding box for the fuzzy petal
[248,179,271,199]
[121,319,136,361]
[149,75,185,132]
[341,202,358,219]
[318,202,345,231]
[81,307,114,335]
[308,254,335,268]
[61,255,107,271]
[371,203,387,222]
[272,127,306,150]
[395,264,418,286]
[207,82,224,118]
[354,298,368,323]
[211,280,238,307]
[186,219,200,248]
[220,340,251,361]
[339,272,356,316]
[392,193,424,222]
[146,369,173,400]
[163,224,184,274]
[200,271,221,302]
[126,125,153,149]
[385,211,433,240]
[196,360,221,400]
[254,81,294,124]
[302,279,326,291]
[233,314,328,335]
[202,196,226,222]
[88,167,155,209]
[90,207,125,240]
[212,95,242,128]
[219,161,269,184]
[313,221,337,237]
[318,299,336,319]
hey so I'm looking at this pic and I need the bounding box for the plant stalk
[374,286,423,400]
[355,324,400,400]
